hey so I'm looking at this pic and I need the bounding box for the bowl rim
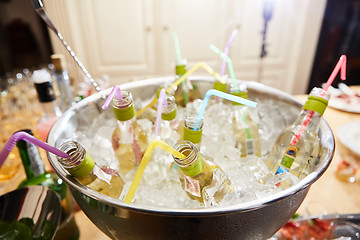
[47,76,335,216]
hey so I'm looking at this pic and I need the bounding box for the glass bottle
[174,62,201,107]
[172,141,235,207]
[231,84,261,157]
[266,87,330,180]
[32,69,62,141]
[111,91,149,176]
[183,115,203,149]
[16,129,80,240]
[51,54,74,112]
[159,94,183,145]
[57,141,124,199]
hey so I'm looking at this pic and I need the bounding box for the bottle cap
[183,127,202,144]
[66,152,95,178]
[213,82,227,93]
[176,65,186,75]
[113,103,135,121]
[51,54,65,71]
[231,91,248,105]
[303,96,328,115]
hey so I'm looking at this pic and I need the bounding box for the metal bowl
[47,77,335,240]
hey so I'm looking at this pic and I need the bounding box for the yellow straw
[135,97,158,118]
[124,138,185,204]
[135,62,225,117]
[166,62,225,93]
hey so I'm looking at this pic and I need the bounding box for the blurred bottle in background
[51,54,74,112]
[32,69,62,142]
[16,129,80,240]
[0,70,42,189]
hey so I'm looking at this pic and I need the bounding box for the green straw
[172,31,189,104]
[209,44,239,93]
[172,31,182,65]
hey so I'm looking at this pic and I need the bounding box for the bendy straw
[0,132,70,168]
[154,89,167,136]
[166,62,226,93]
[220,28,239,77]
[193,89,257,131]
[209,44,239,93]
[136,62,226,118]
[172,32,182,65]
[124,138,185,204]
[101,85,123,110]
[290,55,347,146]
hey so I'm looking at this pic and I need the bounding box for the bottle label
[26,142,45,176]
[245,139,255,156]
[275,146,298,174]
[184,176,201,198]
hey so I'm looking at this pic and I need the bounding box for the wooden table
[73,88,360,239]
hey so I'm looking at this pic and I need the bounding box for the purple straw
[102,85,124,110]
[220,29,239,76]
[154,89,167,136]
[0,132,70,169]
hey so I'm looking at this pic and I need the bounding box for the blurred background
[1,0,358,96]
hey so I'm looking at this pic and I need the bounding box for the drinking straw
[135,62,226,118]
[101,85,123,110]
[172,32,182,65]
[220,28,239,77]
[290,55,347,146]
[193,89,257,131]
[209,44,239,93]
[166,62,226,94]
[0,132,70,168]
[124,138,185,204]
[154,89,167,136]
[172,31,190,104]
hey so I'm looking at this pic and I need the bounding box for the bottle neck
[183,115,203,145]
[173,141,204,177]
[58,141,95,178]
[40,101,61,118]
[53,69,73,111]
[295,109,322,132]
[16,140,45,179]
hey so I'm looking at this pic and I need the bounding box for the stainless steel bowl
[47,77,334,240]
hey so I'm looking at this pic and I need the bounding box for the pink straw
[220,28,239,76]
[154,89,167,136]
[290,55,347,146]
[321,55,347,96]
[102,85,123,110]
[0,132,70,169]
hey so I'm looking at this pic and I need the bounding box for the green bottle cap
[179,154,205,177]
[162,108,177,121]
[183,127,202,144]
[176,65,186,75]
[66,152,95,178]
[213,82,227,92]
[113,104,135,121]
[231,91,248,105]
[302,96,328,115]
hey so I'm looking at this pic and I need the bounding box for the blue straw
[193,89,257,131]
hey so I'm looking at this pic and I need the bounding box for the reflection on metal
[0,186,61,239]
